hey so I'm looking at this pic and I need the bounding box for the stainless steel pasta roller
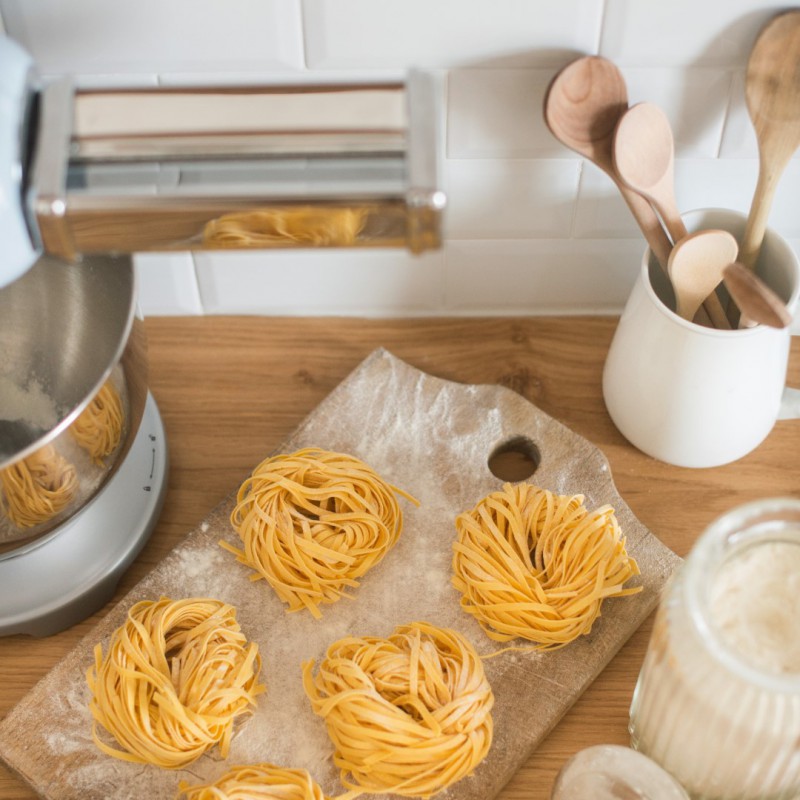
[0,33,445,636]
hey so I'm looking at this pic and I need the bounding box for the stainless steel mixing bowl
[0,253,148,555]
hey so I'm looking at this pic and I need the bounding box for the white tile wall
[134,254,203,316]
[302,0,604,69]
[447,69,566,159]
[2,0,799,327]
[0,0,304,73]
[444,159,581,239]
[599,0,778,67]
[445,239,644,313]
[194,249,445,316]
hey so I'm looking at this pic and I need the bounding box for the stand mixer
[0,35,444,636]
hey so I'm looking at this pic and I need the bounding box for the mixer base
[0,393,168,637]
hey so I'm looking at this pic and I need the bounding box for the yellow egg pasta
[203,206,367,248]
[87,597,264,769]
[303,621,494,799]
[452,482,642,650]
[223,448,418,619]
[71,380,124,465]
[0,443,77,528]
[176,763,329,800]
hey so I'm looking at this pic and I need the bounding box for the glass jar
[629,498,800,799]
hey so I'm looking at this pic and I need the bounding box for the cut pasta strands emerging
[203,206,367,248]
[452,483,642,650]
[223,448,418,619]
[176,763,329,800]
[303,621,494,799]
[87,597,264,769]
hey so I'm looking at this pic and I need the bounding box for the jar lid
[551,745,689,800]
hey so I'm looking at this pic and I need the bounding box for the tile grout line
[569,160,585,239]
[299,0,310,70]
[715,68,737,160]
[595,0,608,55]
[189,251,207,316]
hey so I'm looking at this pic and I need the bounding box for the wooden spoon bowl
[723,261,793,329]
[544,56,627,172]
[668,230,739,324]
[612,102,686,243]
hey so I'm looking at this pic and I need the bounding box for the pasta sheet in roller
[0,349,681,800]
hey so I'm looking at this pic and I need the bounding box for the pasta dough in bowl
[0,253,147,553]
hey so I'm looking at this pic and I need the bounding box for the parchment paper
[0,349,681,800]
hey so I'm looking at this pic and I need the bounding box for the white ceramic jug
[603,208,800,468]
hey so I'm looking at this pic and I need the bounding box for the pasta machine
[0,34,445,635]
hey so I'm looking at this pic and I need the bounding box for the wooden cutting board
[0,349,681,800]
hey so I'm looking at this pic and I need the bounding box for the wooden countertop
[2,315,799,800]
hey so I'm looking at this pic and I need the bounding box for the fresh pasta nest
[452,482,642,650]
[303,621,494,798]
[87,597,264,769]
[176,763,329,800]
[224,447,417,618]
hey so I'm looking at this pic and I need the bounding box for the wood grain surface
[1,315,799,800]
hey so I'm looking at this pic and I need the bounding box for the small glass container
[551,745,689,799]
[629,498,800,799]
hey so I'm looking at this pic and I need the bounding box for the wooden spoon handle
[701,289,732,329]
[739,158,785,270]
[615,180,672,272]
[652,195,688,245]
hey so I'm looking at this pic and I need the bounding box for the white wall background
[2,0,799,320]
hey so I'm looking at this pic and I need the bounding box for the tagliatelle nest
[176,763,329,800]
[452,482,642,650]
[303,621,494,799]
[86,597,264,769]
[223,448,418,618]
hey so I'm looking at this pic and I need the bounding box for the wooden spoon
[612,102,688,243]
[740,10,800,271]
[613,102,730,328]
[723,261,793,329]
[543,57,672,271]
[668,230,739,325]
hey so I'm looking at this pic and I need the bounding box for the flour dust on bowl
[629,498,800,799]
[0,253,168,636]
